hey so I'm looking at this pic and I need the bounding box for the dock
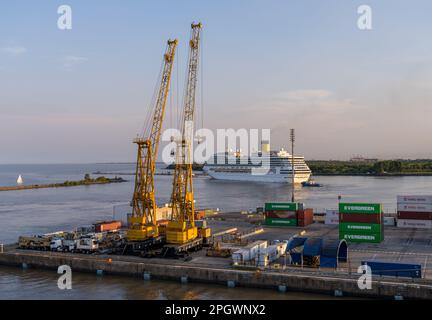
[2,218,432,299]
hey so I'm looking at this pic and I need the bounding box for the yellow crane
[126,39,178,251]
[166,22,208,248]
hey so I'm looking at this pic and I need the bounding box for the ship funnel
[261,141,270,153]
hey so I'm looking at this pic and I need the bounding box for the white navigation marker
[17,175,23,184]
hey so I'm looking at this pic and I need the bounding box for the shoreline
[313,173,432,177]
[0,177,126,192]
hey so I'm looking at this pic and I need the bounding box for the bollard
[22,263,28,269]
[96,269,104,276]
[227,280,235,288]
[334,289,343,297]
[180,276,188,284]
[0,244,3,253]
[143,272,151,281]
[278,285,287,293]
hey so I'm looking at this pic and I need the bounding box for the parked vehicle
[76,237,99,254]
[19,236,52,251]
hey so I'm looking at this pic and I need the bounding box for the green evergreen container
[265,218,297,227]
[339,232,383,243]
[339,203,382,214]
[265,203,298,212]
[339,222,382,234]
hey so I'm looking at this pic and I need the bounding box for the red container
[297,209,314,227]
[397,211,432,220]
[94,220,122,232]
[340,213,382,224]
[265,210,297,219]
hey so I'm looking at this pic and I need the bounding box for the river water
[1,163,431,299]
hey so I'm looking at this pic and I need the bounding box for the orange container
[94,220,122,232]
[297,209,314,227]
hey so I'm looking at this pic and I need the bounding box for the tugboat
[301,178,322,187]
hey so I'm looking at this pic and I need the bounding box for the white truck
[61,239,78,252]
[50,238,63,251]
[76,237,99,254]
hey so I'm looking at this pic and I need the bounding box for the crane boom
[167,23,202,244]
[127,39,178,242]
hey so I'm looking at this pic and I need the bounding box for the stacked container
[397,195,432,229]
[339,203,384,243]
[297,208,314,227]
[325,209,339,225]
[264,203,299,226]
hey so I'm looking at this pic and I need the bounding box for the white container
[397,195,432,204]
[397,219,432,229]
[397,203,432,213]
[232,249,251,263]
[383,217,396,226]
[245,240,267,259]
[257,253,268,267]
[325,209,339,225]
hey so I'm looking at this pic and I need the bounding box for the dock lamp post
[290,129,295,203]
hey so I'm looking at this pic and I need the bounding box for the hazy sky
[1,0,432,163]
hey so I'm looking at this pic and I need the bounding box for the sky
[1,0,432,163]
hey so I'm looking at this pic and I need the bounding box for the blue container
[361,261,422,278]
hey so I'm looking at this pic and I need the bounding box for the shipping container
[397,211,432,220]
[325,209,339,225]
[397,203,432,213]
[265,202,298,212]
[397,219,432,229]
[339,213,382,224]
[232,249,249,264]
[94,221,122,233]
[362,261,422,278]
[339,222,382,234]
[297,208,314,227]
[397,195,432,204]
[264,211,297,219]
[339,203,382,214]
[265,218,297,227]
[340,233,382,243]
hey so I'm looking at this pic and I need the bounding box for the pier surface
[1,219,432,299]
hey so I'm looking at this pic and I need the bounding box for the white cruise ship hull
[203,167,311,184]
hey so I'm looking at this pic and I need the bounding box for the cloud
[1,46,27,56]
[62,55,88,69]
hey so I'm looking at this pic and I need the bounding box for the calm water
[1,163,432,299]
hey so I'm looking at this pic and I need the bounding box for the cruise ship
[203,143,312,183]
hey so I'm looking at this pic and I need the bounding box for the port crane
[165,22,209,253]
[126,39,178,252]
